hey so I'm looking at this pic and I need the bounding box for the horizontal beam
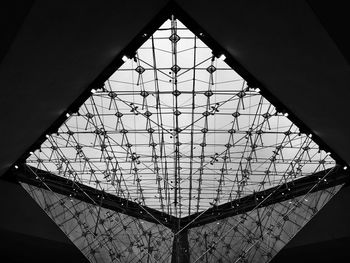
[179,166,349,229]
[9,164,349,232]
[13,165,176,229]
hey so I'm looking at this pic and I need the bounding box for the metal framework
[25,17,336,217]
[9,5,349,263]
[14,164,348,230]
[16,165,344,263]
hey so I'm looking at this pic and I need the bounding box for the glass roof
[26,18,335,217]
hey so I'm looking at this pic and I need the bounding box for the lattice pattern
[19,15,345,263]
[188,185,341,263]
[21,182,173,263]
[26,18,335,218]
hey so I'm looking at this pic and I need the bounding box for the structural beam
[179,166,349,229]
[12,165,176,229]
[9,164,349,231]
[171,228,190,263]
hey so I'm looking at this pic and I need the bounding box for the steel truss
[25,17,337,218]
[13,164,347,262]
[14,164,348,231]
[9,2,349,263]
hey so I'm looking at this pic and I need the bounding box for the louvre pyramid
[17,14,345,263]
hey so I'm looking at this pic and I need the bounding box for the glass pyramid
[26,18,335,217]
[20,15,342,263]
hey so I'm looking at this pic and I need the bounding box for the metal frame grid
[9,4,348,262]
[188,183,341,263]
[17,164,344,263]
[22,181,174,263]
[26,17,335,218]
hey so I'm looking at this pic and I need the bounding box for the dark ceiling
[1,0,349,262]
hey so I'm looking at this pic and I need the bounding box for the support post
[171,228,190,263]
